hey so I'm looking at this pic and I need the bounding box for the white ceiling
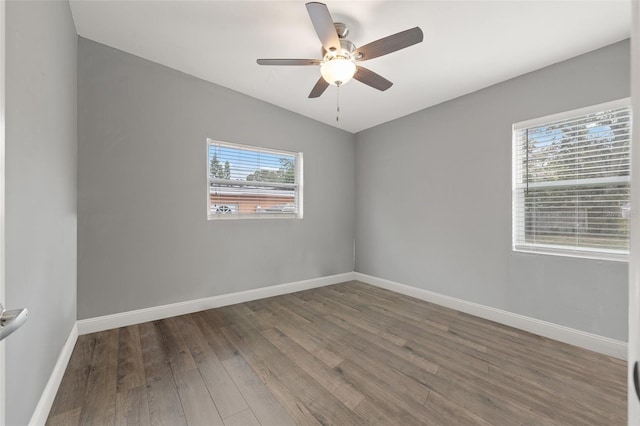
[69,0,631,133]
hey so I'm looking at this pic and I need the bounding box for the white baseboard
[76,270,627,358]
[29,323,78,426]
[354,272,627,360]
[77,272,355,335]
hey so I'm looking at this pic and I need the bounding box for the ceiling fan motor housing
[334,22,349,39]
[322,29,356,59]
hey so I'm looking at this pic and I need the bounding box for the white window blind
[207,139,303,219]
[512,99,631,261]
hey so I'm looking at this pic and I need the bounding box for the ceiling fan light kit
[257,1,423,99]
[320,56,356,86]
[320,33,357,86]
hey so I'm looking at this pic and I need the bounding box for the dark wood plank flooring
[47,281,627,425]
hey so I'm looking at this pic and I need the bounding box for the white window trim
[511,98,631,262]
[206,139,303,220]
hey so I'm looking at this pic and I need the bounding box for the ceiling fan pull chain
[336,83,340,122]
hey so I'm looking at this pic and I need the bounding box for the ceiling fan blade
[355,27,423,61]
[354,66,393,91]
[306,2,340,53]
[257,59,321,66]
[308,77,329,98]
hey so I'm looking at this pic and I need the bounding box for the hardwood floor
[47,281,627,425]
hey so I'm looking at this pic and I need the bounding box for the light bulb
[320,57,356,86]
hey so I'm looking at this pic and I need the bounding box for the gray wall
[355,40,630,341]
[77,38,355,319]
[5,1,78,424]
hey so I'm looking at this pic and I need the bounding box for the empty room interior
[3,0,638,425]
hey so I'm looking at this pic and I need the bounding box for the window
[512,99,631,261]
[207,139,303,219]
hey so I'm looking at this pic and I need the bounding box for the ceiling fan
[257,2,423,98]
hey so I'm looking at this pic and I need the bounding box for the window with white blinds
[207,139,303,219]
[512,99,631,261]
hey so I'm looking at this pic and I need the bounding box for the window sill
[513,245,628,263]
[208,213,302,221]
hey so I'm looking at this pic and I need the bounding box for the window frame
[206,139,303,220]
[511,98,631,262]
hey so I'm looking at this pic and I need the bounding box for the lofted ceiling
[69,0,631,134]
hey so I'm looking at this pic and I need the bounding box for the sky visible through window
[524,117,624,183]
[529,124,613,148]
[208,144,295,181]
